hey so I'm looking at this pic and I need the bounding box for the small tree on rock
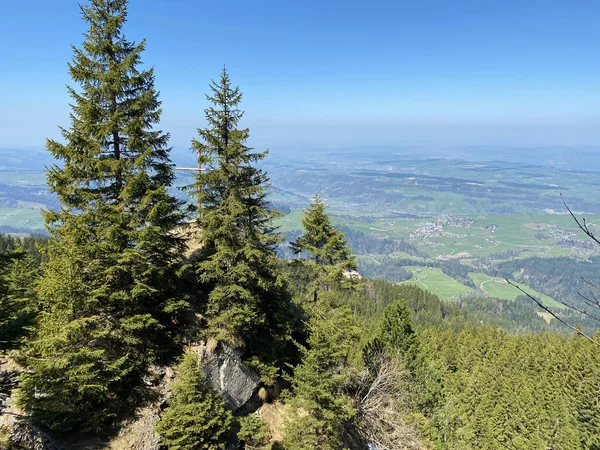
[156,352,233,450]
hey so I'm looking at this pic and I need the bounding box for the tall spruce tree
[363,299,418,370]
[291,194,357,302]
[192,69,285,350]
[285,196,361,449]
[17,0,187,431]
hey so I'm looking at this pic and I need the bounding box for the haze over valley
[2,144,600,326]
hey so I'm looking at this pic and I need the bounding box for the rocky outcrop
[1,417,64,450]
[0,364,64,450]
[103,364,176,450]
[192,341,261,413]
[1,359,63,450]
[0,361,18,416]
[0,343,263,449]
[0,359,177,450]
[105,406,161,450]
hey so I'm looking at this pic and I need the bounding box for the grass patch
[537,311,553,324]
[400,266,473,300]
[0,207,45,229]
[469,272,564,309]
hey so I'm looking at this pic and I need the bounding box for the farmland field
[1,147,599,320]
[275,210,599,261]
[400,266,472,300]
[468,272,563,309]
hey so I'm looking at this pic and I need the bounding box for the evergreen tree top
[78,0,128,44]
[291,194,358,303]
[191,69,285,348]
[47,0,175,218]
[192,67,266,174]
[204,68,244,130]
[292,194,355,268]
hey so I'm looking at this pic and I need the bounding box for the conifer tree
[363,299,418,368]
[0,249,36,351]
[285,303,360,449]
[291,194,357,302]
[191,68,285,349]
[237,415,271,449]
[155,352,233,450]
[0,253,18,350]
[17,0,187,431]
[285,195,361,447]
[568,337,600,449]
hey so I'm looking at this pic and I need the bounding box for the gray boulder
[193,341,260,412]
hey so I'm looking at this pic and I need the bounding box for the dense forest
[0,1,599,449]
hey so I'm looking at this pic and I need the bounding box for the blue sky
[1,0,599,152]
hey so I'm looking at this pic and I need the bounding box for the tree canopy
[17,0,188,431]
[190,68,288,356]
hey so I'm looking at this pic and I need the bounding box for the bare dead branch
[562,194,600,247]
[578,292,600,310]
[580,279,600,308]
[562,296,600,322]
[581,277,600,291]
[352,352,427,450]
[506,279,600,347]
[578,290,600,309]
[591,289,599,306]
[0,411,27,418]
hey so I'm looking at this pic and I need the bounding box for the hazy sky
[2,0,599,151]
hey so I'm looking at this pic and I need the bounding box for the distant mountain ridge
[0,148,56,171]
[5,145,600,173]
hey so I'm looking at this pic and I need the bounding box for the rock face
[0,363,18,416]
[193,341,260,412]
[0,360,65,450]
[104,364,176,450]
[1,419,64,450]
